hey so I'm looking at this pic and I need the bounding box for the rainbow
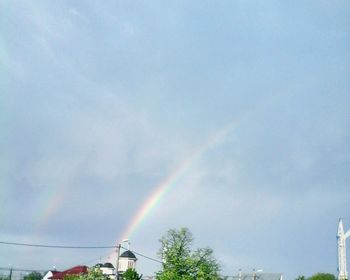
[117,124,233,243]
[0,41,10,224]
[35,186,69,232]
[30,123,232,245]
[34,163,81,233]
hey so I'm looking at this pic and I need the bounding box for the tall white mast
[338,219,350,280]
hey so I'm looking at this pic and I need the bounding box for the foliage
[63,275,80,280]
[0,275,10,280]
[156,228,221,280]
[63,269,106,280]
[295,276,306,280]
[120,268,143,280]
[308,273,336,280]
[24,272,43,280]
[80,269,107,280]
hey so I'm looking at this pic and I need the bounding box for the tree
[156,228,221,280]
[308,273,336,280]
[120,268,143,280]
[63,269,106,280]
[295,276,306,280]
[63,275,80,280]
[24,272,42,280]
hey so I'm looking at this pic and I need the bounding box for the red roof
[49,266,88,280]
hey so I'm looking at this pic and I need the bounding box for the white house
[94,263,116,279]
[101,263,116,279]
[41,271,59,280]
[118,250,137,273]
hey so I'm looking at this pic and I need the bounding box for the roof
[49,266,88,280]
[239,273,282,280]
[44,271,60,275]
[120,250,137,259]
[102,262,115,268]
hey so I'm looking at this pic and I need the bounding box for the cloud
[1,1,349,279]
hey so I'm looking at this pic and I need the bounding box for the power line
[0,267,46,273]
[0,241,115,249]
[0,241,163,264]
[79,253,111,265]
[120,246,163,264]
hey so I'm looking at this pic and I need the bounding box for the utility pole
[9,266,12,280]
[115,243,121,280]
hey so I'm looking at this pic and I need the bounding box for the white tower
[338,219,350,280]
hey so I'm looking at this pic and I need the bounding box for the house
[48,266,88,280]
[94,263,116,279]
[42,271,60,280]
[238,272,283,280]
[118,250,137,274]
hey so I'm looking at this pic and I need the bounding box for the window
[128,261,134,268]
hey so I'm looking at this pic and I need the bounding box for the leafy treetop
[156,227,221,280]
[63,269,106,280]
[308,273,337,280]
[24,272,43,280]
[120,268,143,280]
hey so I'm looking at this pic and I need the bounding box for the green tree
[189,247,220,279]
[120,268,143,280]
[156,228,220,280]
[63,269,106,280]
[63,275,80,280]
[0,275,10,280]
[24,272,42,280]
[295,276,306,280]
[308,273,336,280]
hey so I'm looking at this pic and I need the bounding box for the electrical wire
[0,241,115,249]
[0,267,47,273]
[120,246,163,264]
[79,253,111,265]
[0,241,163,264]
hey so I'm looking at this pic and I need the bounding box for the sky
[1,0,350,279]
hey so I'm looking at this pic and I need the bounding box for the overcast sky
[1,1,350,279]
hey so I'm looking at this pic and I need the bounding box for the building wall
[118,258,136,272]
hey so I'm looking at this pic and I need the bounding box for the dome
[102,262,115,268]
[120,250,137,259]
